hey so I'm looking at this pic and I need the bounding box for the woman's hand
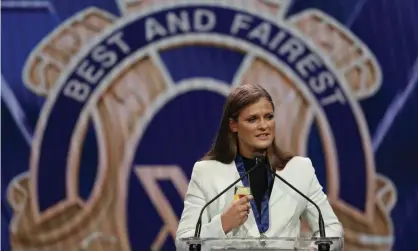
[221,195,253,234]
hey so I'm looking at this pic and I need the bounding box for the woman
[176,84,343,248]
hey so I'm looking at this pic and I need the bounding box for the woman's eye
[248,117,256,122]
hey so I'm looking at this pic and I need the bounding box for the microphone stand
[264,166,332,251]
[189,157,263,251]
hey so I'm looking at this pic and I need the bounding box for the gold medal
[234,186,251,201]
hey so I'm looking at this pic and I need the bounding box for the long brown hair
[202,84,294,170]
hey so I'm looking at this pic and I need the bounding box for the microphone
[189,155,264,251]
[261,156,332,251]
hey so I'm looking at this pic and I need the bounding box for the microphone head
[254,154,266,165]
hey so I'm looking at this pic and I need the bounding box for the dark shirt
[241,156,273,212]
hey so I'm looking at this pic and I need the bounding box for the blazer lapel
[242,206,260,237]
[244,169,286,237]
[269,170,286,205]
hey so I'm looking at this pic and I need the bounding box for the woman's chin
[253,142,272,151]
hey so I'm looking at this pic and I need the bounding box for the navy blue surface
[129,90,225,250]
[160,45,244,84]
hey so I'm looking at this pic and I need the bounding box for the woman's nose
[258,119,268,129]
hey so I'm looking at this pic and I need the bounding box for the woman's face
[229,97,275,158]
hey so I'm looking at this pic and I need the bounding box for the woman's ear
[229,118,238,132]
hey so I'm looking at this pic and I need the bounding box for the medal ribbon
[235,155,272,234]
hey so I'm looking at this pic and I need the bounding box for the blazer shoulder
[284,156,315,176]
[192,159,230,173]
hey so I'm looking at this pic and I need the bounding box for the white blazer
[176,156,343,248]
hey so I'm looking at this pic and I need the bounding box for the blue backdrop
[2,0,418,250]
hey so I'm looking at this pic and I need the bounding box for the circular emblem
[7,1,397,251]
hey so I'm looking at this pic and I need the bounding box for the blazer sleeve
[176,162,227,246]
[301,158,344,238]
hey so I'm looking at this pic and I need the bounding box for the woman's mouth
[256,133,270,140]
